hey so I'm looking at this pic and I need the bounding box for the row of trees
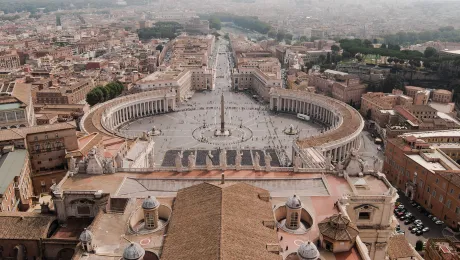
[383,26,460,45]
[86,82,124,106]
[200,13,271,34]
[339,39,424,61]
[137,22,183,40]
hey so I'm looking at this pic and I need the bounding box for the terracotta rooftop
[161,182,281,260]
[0,212,55,240]
[387,234,417,259]
[0,122,76,141]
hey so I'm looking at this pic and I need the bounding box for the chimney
[221,172,225,184]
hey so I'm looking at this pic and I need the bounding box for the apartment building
[433,89,453,104]
[135,35,215,101]
[425,238,460,260]
[0,122,79,195]
[360,90,413,127]
[0,82,35,129]
[0,148,34,212]
[35,78,95,105]
[0,50,21,70]
[384,131,460,228]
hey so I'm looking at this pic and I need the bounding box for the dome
[79,228,93,243]
[318,213,359,241]
[123,243,145,260]
[298,241,320,260]
[286,194,302,209]
[142,195,159,209]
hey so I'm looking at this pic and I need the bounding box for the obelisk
[220,93,225,133]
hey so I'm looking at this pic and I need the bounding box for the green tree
[382,74,404,93]
[342,51,352,59]
[424,47,438,58]
[415,240,424,251]
[326,52,331,64]
[285,33,293,40]
[380,43,387,49]
[363,39,373,48]
[209,16,221,30]
[331,45,340,52]
[318,54,326,64]
[299,36,308,42]
[86,90,100,106]
[267,30,277,38]
[285,39,292,45]
[276,30,285,42]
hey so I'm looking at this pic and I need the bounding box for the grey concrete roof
[0,149,27,194]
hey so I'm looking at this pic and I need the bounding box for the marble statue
[293,154,301,169]
[175,152,182,169]
[188,152,196,170]
[264,151,272,170]
[235,148,243,168]
[104,158,116,174]
[253,152,261,168]
[206,151,213,170]
[373,156,382,173]
[69,156,76,173]
[220,149,227,168]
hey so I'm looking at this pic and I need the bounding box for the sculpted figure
[253,152,261,168]
[188,152,196,170]
[175,152,182,169]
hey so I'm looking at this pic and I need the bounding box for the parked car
[408,225,417,230]
[432,217,439,222]
[405,213,413,218]
[422,227,430,233]
[399,215,407,220]
[436,220,444,225]
[398,205,405,209]
[397,230,405,234]
[404,219,413,225]
[428,214,434,219]
[416,230,424,236]
[414,219,422,224]
[410,201,418,207]
[411,228,419,234]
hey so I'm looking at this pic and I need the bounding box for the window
[436,178,439,184]
[427,186,431,193]
[433,190,436,197]
[447,200,452,209]
[451,188,454,194]
[457,207,460,214]
[290,212,299,228]
[439,195,444,203]
[45,135,48,140]
[359,212,371,220]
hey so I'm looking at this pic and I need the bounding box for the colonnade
[106,98,173,130]
[270,91,364,163]
[272,97,339,128]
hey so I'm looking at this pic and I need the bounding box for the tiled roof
[387,234,416,259]
[161,182,281,260]
[0,122,76,142]
[318,213,359,241]
[0,212,55,240]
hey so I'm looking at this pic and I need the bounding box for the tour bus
[297,113,310,121]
